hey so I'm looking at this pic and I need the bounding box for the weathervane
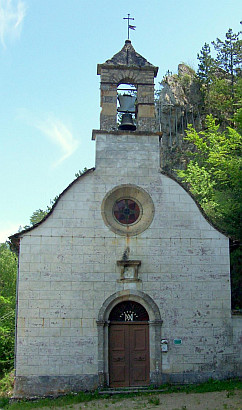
[123,14,136,40]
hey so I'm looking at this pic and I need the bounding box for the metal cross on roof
[123,13,136,40]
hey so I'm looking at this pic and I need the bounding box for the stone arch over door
[97,290,163,387]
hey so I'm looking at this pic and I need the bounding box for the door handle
[135,356,145,361]
[113,357,124,362]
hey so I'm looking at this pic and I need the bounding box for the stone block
[38,328,60,337]
[18,262,30,273]
[17,327,40,337]
[21,235,41,245]
[82,319,95,328]
[18,308,39,318]
[49,318,71,327]
[60,328,82,336]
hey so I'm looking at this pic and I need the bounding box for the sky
[0,0,241,243]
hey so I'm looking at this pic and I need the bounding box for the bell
[119,113,136,131]
[117,94,136,113]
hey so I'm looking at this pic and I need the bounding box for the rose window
[113,199,140,225]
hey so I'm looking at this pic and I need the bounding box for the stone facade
[11,43,241,398]
[12,131,241,397]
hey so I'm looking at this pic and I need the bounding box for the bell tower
[96,40,158,132]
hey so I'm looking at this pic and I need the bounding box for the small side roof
[97,40,158,77]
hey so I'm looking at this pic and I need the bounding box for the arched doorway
[109,301,149,387]
[97,290,162,388]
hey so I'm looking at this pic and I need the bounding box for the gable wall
[15,132,239,397]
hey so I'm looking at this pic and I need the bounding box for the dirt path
[40,390,242,409]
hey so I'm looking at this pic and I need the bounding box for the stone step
[99,387,166,395]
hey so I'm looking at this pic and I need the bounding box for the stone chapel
[10,40,241,397]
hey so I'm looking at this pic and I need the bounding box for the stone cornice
[92,129,162,140]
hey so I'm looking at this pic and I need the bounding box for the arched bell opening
[117,83,137,131]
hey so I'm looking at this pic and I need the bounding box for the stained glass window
[113,199,140,225]
[109,301,149,322]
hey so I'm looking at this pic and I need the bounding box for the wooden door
[109,323,149,387]
[129,324,149,386]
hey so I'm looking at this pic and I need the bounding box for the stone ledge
[99,387,166,395]
[117,279,142,283]
[231,309,242,316]
[92,129,162,140]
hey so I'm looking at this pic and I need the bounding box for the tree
[29,209,48,226]
[23,196,59,229]
[177,115,242,238]
[212,28,242,102]
[176,115,242,308]
[0,244,17,374]
[234,76,242,133]
[197,43,217,112]
[196,28,241,127]
[197,43,215,84]
[208,78,234,126]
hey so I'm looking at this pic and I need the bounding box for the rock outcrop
[156,64,203,173]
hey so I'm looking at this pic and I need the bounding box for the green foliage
[29,209,48,226]
[176,64,196,92]
[148,396,160,405]
[178,163,216,203]
[176,115,242,308]
[177,115,242,239]
[212,28,242,99]
[0,371,14,397]
[195,29,242,308]
[179,73,192,91]
[0,244,17,374]
[1,390,100,409]
[23,196,59,229]
[75,167,88,178]
[197,43,217,93]
[196,27,241,125]
[208,78,234,125]
[234,77,242,131]
[0,396,9,408]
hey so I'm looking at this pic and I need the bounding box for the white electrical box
[161,339,168,352]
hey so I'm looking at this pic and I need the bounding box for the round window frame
[101,184,155,236]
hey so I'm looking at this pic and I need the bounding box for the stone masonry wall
[14,132,240,397]
[99,68,156,132]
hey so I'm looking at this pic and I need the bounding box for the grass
[0,371,14,398]
[148,396,160,405]
[0,390,100,409]
[0,375,241,409]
